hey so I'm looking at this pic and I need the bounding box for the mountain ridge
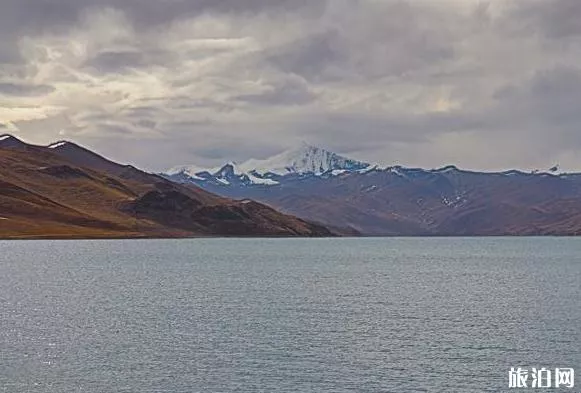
[165,143,574,191]
[0,134,334,239]
[164,143,581,236]
[167,143,373,187]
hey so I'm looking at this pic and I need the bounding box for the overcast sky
[0,0,580,171]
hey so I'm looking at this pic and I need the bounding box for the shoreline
[1,233,580,241]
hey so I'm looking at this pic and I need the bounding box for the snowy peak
[164,143,581,190]
[164,143,373,186]
[0,135,87,152]
[0,134,27,149]
[216,162,240,178]
[239,142,370,176]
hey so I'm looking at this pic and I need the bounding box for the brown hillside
[0,136,333,239]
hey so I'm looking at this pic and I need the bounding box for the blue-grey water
[0,238,579,393]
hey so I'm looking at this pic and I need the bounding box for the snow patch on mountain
[330,169,348,176]
[246,173,279,185]
[388,166,407,177]
[167,164,224,177]
[215,162,242,178]
[539,164,569,176]
[48,141,68,149]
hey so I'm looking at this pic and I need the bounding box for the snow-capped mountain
[166,143,372,187]
[165,142,574,190]
[237,142,370,176]
[164,144,581,236]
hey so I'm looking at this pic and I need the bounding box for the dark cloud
[0,82,55,97]
[84,51,147,73]
[266,31,346,82]
[0,44,22,65]
[263,1,456,82]
[2,0,581,172]
[0,0,322,35]
[490,66,581,144]
[121,106,167,120]
[507,0,581,40]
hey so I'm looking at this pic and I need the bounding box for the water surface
[1,238,580,392]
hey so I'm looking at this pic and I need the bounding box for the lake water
[0,238,579,392]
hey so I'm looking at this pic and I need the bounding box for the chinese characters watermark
[509,367,575,389]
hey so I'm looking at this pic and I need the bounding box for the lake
[0,238,579,392]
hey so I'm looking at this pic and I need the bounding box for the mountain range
[0,135,331,239]
[3,133,581,238]
[165,143,581,236]
[167,142,371,187]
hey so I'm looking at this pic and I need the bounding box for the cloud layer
[1,0,580,171]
